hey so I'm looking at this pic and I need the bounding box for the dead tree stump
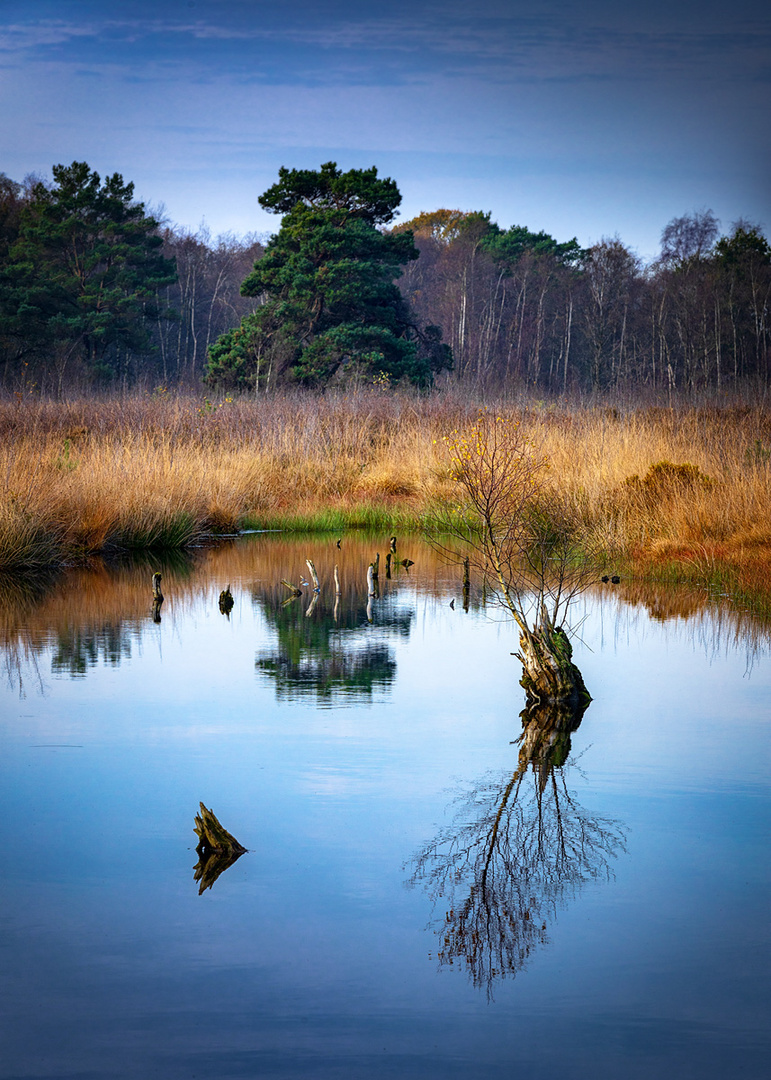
[516,625,591,713]
[192,803,247,894]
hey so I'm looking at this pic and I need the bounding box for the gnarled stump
[516,625,591,712]
[193,803,247,894]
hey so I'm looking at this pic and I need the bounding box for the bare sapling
[435,410,592,713]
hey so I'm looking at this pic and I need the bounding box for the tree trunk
[516,625,591,713]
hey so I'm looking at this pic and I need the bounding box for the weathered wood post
[305,558,321,592]
[152,572,163,623]
[367,561,377,623]
[389,535,397,553]
[333,564,341,623]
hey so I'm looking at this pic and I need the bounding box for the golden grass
[2,389,770,608]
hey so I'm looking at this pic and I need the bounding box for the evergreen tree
[0,162,175,383]
[205,162,451,390]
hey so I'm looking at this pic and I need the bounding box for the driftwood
[193,803,247,894]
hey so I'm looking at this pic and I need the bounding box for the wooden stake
[305,558,320,592]
[151,572,163,623]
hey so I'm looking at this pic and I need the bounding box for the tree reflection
[51,622,134,675]
[407,700,626,996]
[253,583,412,704]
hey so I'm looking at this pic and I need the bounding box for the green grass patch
[239,503,425,534]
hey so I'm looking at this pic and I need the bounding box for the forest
[1,161,769,396]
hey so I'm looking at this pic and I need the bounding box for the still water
[0,535,768,1079]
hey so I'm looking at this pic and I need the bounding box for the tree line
[1,161,769,395]
[0,163,263,393]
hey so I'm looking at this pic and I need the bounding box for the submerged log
[516,625,591,712]
[281,578,302,598]
[193,803,247,894]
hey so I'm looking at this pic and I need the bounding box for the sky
[1,0,769,260]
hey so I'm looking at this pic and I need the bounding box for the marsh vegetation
[2,390,771,616]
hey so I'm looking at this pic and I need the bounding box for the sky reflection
[0,535,768,1077]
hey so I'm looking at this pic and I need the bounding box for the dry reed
[2,389,770,607]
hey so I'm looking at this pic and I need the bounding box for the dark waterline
[0,535,768,1078]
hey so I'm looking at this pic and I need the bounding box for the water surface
[0,536,768,1078]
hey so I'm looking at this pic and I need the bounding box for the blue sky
[1,0,769,259]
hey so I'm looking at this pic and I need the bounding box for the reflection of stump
[193,803,247,894]
[517,625,591,712]
[518,695,588,786]
[218,587,234,614]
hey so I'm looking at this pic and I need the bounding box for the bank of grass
[1,389,770,614]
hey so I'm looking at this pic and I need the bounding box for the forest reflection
[1,536,769,697]
[252,580,413,704]
[407,699,626,996]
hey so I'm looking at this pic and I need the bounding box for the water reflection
[407,700,626,996]
[51,622,133,676]
[1,537,770,698]
[253,581,413,704]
